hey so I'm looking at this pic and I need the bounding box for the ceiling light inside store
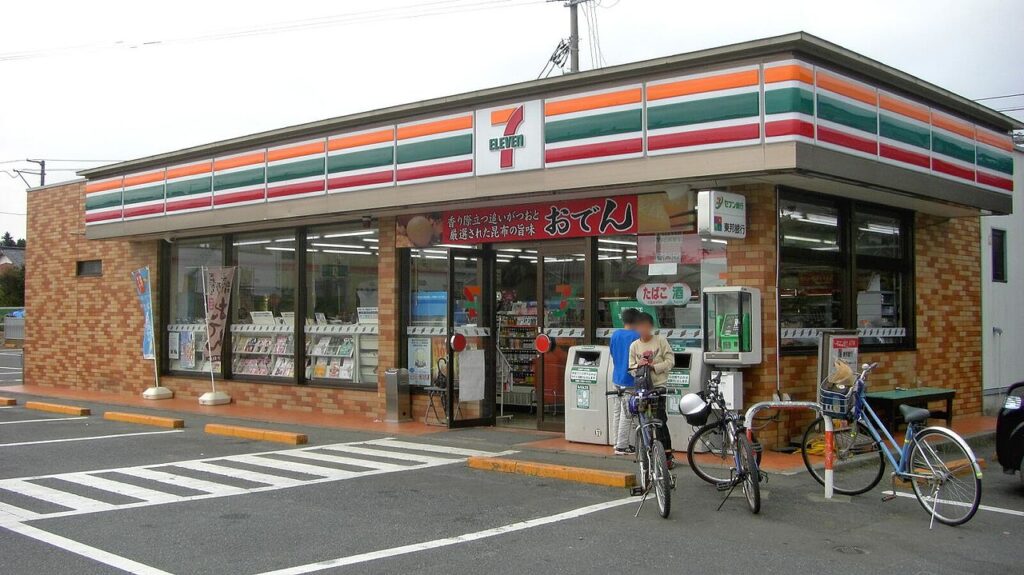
[273,238,295,243]
[498,248,521,253]
[234,239,272,246]
[598,247,625,253]
[859,224,898,235]
[323,230,376,238]
[311,243,365,249]
[362,238,378,243]
[264,246,296,251]
[598,239,637,246]
[421,249,447,255]
[321,249,372,255]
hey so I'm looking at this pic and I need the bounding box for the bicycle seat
[899,404,931,424]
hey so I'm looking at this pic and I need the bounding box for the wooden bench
[865,387,955,435]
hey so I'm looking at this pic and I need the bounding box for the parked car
[996,381,1024,483]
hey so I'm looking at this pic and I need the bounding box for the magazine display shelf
[167,323,216,374]
[305,324,379,385]
[230,324,296,378]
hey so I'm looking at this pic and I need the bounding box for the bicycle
[801,362,982,527]
[681,371,762,514]
[607,366,673,519]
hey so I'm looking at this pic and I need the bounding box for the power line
[0,159,121,165]
[0,211,27,216]
[996,106,1024,112]
[975,92,1024,101]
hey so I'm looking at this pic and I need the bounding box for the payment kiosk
[664,343,706,448]
[564,345,614,444]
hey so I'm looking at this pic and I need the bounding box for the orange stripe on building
[85,177,122,194]
[764,63,814,85]
[267,141,326,162]
[879,93,930,124]
[976,128,1013,151]
[397,116,473,140]
[544,88,642,117]
[647,69,759,101]
[214,151,266,171]
[816,71,876,106]
[490,107,517,126]
[328,128,393,151]
[122,170,164,189]
[166,161,212,180]
[931,112,975,139]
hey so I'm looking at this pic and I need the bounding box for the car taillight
[1004,396,1022,410]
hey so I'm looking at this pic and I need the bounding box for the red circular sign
[449,333,467,352]
[534,333,552,354]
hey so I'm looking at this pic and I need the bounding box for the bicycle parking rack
[743,401,835,499]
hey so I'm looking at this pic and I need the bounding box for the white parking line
[3,522,172,575]
[0,430,184,448]
[882,490,1024,517]
[0,416,87,425]
[256,497,636,575]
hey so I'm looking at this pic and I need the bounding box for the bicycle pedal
[630,486,645,496]
[715,481,732,492]
[881,493,896,502]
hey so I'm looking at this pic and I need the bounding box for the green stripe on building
[396,134,472,165]
[647,92,759,130]
[85,192,121,211]
[765,87,813,116]
[165,176,212,199]
[977,148,1013,175]
[214,167,265,191]
[932,132,975,164]
[122,184,164,206]
[545,109,642,144]
[267,157,325,184]
[817,94,877,134]
[328,146,394,174]
[879,114,930,150]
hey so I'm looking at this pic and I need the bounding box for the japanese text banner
[442,195,637,243]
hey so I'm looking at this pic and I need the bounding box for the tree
[0,266,24,307]
[0,232,13,247]
[15,238,25,247]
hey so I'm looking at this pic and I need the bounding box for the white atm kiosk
[564,345,614,445]
[665,343,706,449]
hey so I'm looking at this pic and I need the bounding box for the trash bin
[384,368,412,423]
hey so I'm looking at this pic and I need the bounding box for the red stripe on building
[165,196,212,213]
[765,119,814,139]
[396,159,473,182]
[85,210,122,223]
[879,143,930,169]
[976,171,1013,191]
[122,204,164,218]
[648,124,760,151]
[266,180,327,199]
[214,189,266,206]
[328,170,394,190]
[816,126,878,155]
[932,158,975,181]
[544,138,643,164]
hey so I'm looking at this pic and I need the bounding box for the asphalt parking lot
[0,352,1020,575]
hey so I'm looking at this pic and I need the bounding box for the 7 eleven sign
[474,100,543,175]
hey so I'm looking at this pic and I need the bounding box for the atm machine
[664,342,706,448]
[564,345,614,444]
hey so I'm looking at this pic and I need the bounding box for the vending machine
[564,345,614,445]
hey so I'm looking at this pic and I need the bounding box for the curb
[205,423,308,445]
[467,456,635,488]
[24,401,90,416]
[104,411,184,429]
[0,397,16,406]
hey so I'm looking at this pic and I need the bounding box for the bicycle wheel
[736,434,760,514]
[687,422,734,484]
[802,416,885,495]
[652,440,672,518]
[908,427,982,526]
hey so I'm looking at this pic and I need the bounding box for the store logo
[488,105,526,169]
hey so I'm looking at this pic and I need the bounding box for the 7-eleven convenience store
[25,32,1017,446]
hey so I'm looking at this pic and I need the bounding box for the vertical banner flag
[130,266,156,360]
[203,267,236,359]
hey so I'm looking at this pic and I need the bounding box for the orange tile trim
[329,128,394,151]
[267,140,327,162]
[24,401,90,416]
[85,177,122,194]
[467,456,635,488]
[122,170,165,189]
[976,127,1013,151]
[397,115,473,140]
[879,93,930,124]
[647,69,759,101]
[204,423,308,445]
[931,111,975,139]
[816,70,876,106]
[213,151,266,172]
[764,63,814,85]
[104,411,184,429]
[544,87,642,117]
[166,161,213,180]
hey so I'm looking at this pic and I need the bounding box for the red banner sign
[442,195,637,244]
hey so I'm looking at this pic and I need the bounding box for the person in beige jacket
[628,312,675,466]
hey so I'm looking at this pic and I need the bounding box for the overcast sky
[1,0,1021,241]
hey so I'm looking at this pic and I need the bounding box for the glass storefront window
[406,248,449,387]
[855,268,904,345]
[779,263,843,347]
[779,199,840,252]
[231,231,296,379]
[855,211,902,258]
[167,236,224,374]
[305,224,379,386]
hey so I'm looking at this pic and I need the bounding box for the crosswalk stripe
[362,439,500,458]
[280,449,408,472]
[172,461,307,488]
[58,474,180,504]
[229,454,359,479]
[117,468,247,496]
[0,500,41,522]
[0,480,116,513]
[322,445,455,465]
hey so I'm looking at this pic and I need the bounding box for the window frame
[992,228,1007,283]
[779,187,915,355]
[75,259,103,277]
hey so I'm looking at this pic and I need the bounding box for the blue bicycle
[801,363,982,526]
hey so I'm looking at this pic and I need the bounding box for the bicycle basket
[818,379,857,419]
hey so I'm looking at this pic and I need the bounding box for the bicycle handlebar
[605,387,667,397]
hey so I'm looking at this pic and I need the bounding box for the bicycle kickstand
[634,485,652,518]
[716,471,738,512]
[928,484,940,530]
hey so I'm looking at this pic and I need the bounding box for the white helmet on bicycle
[678,393,709,425]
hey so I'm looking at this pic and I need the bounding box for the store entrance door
[536,241,588,432]
[446,247,495,428]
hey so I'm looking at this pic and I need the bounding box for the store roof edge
[78,31,1023,180]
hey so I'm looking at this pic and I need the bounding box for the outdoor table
[865,387,955,435]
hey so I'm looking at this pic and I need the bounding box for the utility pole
[549,0,591,74]
[25,159,45,186]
